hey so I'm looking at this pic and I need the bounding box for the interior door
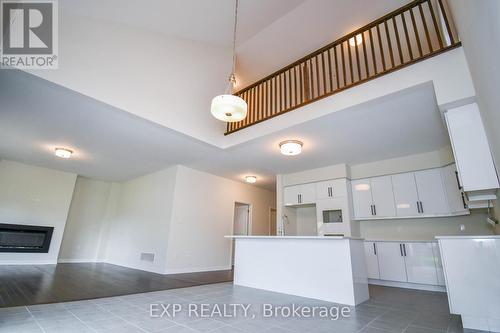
[404,242,438,285]
[441,164,468,214]
[364,242,380,279]
[391,172,419,216]
[370,176,396,218]
[283,185,300,206]
[414,169,449,215]
[376,242,407,282]
[351,179,373,219]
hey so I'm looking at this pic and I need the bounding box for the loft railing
[226,0,460,134]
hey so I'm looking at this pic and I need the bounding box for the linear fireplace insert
[0,223,54,253]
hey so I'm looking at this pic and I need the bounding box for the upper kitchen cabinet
[445,103,499,204]
[441,164,468,214]
[283,183,316,206]
[316,179,347,200]
[392,172,419,216]
[351,176,395,219]
[414,169,449,216]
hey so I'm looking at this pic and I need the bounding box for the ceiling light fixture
[349,34,363,47]
[55,148,73,159]
[279,140,303,156]
[210,0,247,122]
[245,176,257,184]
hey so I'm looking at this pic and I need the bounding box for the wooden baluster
[419,2,433,52]
[438,0,455,45]
[334,45,340,90]
[259,83,263,122]
[327,48,333,92]
[428,0,444,49]
[321,52,327,95]
[401,11,414,61]
[299,64,304,103]
[341,42,347,87]
[354,36,361,81]
[410,6,423,56]
[384,20,395,68]
[376,24,387,71]
[362,32,369,79]
[315,56,320,97]
[392,17,404,65]
[369,28,377,74]
[347,40,353,83]
[273,76,277,115]
[280,73,284,112]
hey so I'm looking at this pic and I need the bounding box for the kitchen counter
[229,236,369,306]
[435,235,500,239]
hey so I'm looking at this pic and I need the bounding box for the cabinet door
[441,164,468,214]
[370,176,396,218]
[376,242,407,282]
[432,242,446,286]
[364,242,380,279]
[351,179,373,219]
[392,173,419,217]
[404,243,438,285]
[316,180,335,200]
[414,169,449,215]
[299,183,316,204]
[283,186,300,206]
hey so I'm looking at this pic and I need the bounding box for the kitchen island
[226,236,369,306]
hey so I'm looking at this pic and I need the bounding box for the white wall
[0,160,77,264]
[448,0,500,230]
[58,177,111,263]
[165,165,276,273]
[29,13,231,147]
[104,167,178,274]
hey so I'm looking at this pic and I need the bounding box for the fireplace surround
[0,223,54,253]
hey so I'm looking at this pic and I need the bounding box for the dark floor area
[0,263,233,308]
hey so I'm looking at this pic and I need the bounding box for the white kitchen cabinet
[414,169,449,215]
[392,173,419,216]
[351,179,374,218]
[403,243,438,285]
[441,164,468,214]
[432,242,446,287]
[316,179,347,200]
[364,242,380,279]
[376,242,407,282]
[283,184,316,206]
[370,176,396,218]
[445,103,499,199]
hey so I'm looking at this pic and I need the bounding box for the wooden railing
[226,0,460,134]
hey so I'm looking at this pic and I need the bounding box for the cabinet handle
[416,201,421,213]
[454,171,463,190]
[328,187,332,197]
[370,205,374,216]
[403,244,407,256]
[373,243,377,255]
[419,201,424,213]
[373,205,377,216]
[400,244,404,256]
[461,192,467,209]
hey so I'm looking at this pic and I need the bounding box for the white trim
[163,265,232,274]
[368,278,446,292]
[0,260,57,265]
[57,259,105,263]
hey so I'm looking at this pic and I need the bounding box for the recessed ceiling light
[349,34,363,47]
[55,148,73,159]
[245,176,257,184]
[279,140,303,156]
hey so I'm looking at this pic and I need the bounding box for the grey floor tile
[404,325,447,333]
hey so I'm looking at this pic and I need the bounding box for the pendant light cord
[231,0,239,78]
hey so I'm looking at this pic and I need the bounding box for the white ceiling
[0,70,450,190]
[60,0,307,47]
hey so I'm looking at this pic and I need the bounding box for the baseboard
[163,265,232,274]
[57,259,105,263]
[368,279,446,292]
[0,260,57,265]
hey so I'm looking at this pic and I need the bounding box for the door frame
[230,202,252,266]
[268,207,277,235]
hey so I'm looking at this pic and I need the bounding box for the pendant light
[211,0,248,122]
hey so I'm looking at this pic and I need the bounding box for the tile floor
[0,283,482,333]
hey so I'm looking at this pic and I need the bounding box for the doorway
[232,202,250,265]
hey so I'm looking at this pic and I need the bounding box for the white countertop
[364,239,437,243]
[225,235,364,240]
[435,235,500,239]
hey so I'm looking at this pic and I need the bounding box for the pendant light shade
[211,94,247,122]
[211,0,248,123]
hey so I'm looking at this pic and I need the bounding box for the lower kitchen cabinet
[365,241,444,289]
[363,242,380,279]
[404,242,438,285]
[376,242,407,282]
